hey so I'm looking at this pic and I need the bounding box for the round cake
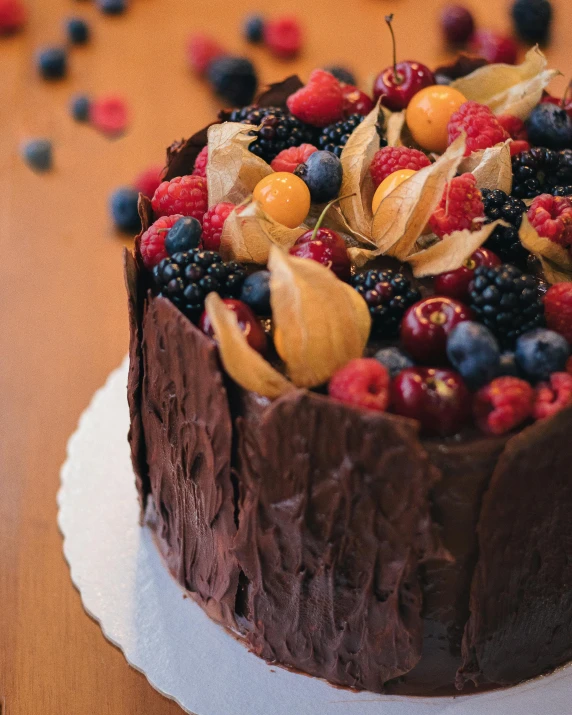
[124,52,572,696]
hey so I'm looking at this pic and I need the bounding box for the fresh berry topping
[286,69,345,128]
[318,114,377,158]
[527,194,572,250]
[469,30,518,65]
[70,94,91,122]
[328,358,390,412]
[429,173,485,239]
[36,46,67,80]
[440,5,475,44]
[324,66,356,85]
[434,247,501,301]
[290,228,350,281]
[341,85,374,117]
[446,321,501,389]
[369,146,431,189]
[229,105,318,164]
[153,250,246,321]
[240,270,272,315]
[373,347,414,379]
[152,175,209,222]
[515,328,570,381]
[497,114,528,141]
[401,296,474,364]
[264,16,302,58]
[243,14,264,43]
[474,376,534,434]
[512,148,572,199]
[270,143,317,173]
[0,0,26,33]
[544,283,572,344]
[199,299,267,353]
[89,95,129,136]
[447,101,510,156]
[66,17,89,44]
[567,356,572,375]
[481,189,529,267]
[165,217,202,255]
[510,139,532,156]
[140,215,184,269]
[526,103,572,151]
[294,150,343,204]
[468,264,545,347]
[533,372,572,420]
[21,138,53,173]
[208,56,258,107]
[253,173,310,228]
[192,146,209,177]
[186,34,226,75]
[133,165,163,198]
[352,269,421,337]
[202,202,235,251]
[109,187,141,233]
[406,85,467,154]
[97,0,126,14]
[391,367,472,436]
[512,0,553,44]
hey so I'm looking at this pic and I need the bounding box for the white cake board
[58,359,572,715]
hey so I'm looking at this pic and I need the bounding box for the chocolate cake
[124,57,572,696]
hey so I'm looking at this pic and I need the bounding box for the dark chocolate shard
[163,123,218,181]
[434,55,488,85]
[256,75,303,108]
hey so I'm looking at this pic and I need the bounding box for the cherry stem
[385,14,403,86]
[310,193,356,242]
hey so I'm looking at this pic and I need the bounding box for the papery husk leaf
[268,247,371,388]
[540,257,572,284]
[459,141,512,193]
[386,110,406,147]
[519,214,572,273]
[451,47,559,120]
[205,293,294,399]
[206,122,272,207]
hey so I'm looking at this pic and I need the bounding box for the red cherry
[469,30,518,65]
[199,299,267,354]
[441,5,475,45]
[391,367,472,437]
[290,228,351,281]
[433,247,501,301]
[341,85,374,117]
[400,296,474,364]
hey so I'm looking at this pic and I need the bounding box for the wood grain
[0,0,570,712]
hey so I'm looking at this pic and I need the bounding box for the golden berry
[253,173,311,228]
[406,86,467,153]
[372,169,416,213]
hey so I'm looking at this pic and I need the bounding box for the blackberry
[228,105,317,163]
[468,264,545,347]
[352,269,420,337]
[153,250,246,321]
[511,0,552,44]
[511,148,572,199]
[208,56,258,107]
[481,189,529,267]
[318,114,385,158]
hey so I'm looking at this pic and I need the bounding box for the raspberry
[544,283,572,344]
[0,0,26,33]
[193,146,208,178]
[270,143,317,173]
[527,194,572,249]
[567,356,572,375]
[533,372,572,420]
[264,16,302,58]
[369,146,431,188]
[286,69,344,128]
[152,175,209,222]
[140,214,185,270]
[510,140,531,156]
[90,95,129,136]
[448,101,510,156]
[497,114,528,141]
[429,173,485,239]
[341,85,374,117]
[133,165,163,198]
[202,202,235,251]
[186,34,226,75]
[328,358,390,412]
[473,376,534,435]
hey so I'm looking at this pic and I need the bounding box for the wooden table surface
[0,0,570,712]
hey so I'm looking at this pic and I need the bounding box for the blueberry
[110,187,141,232]
[527,103,572,151]
[446,321,501,389]
[243,14,264,43]
[515,328,570,381]
[165,217,202,256]
[373,347,414,379]
[208,56,258,106]
[36,46,67,80]
[21,139,53,173]
[97,0,126,14]
[324,66,356,86]
[294,151,343,204]
[66,17,90,44]
[240,271,271,315]
[511,0,552,44]
[70,94,90,121]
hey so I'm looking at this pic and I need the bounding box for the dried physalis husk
[519,214,572,282]
[459,141,512,194]
[451,47,560,120]
[204,293,294,399]
[268,246,371,388]
[407,220,505,278]
[219,201,306,264]
[206,122,272,207]
[386,109,406,148]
